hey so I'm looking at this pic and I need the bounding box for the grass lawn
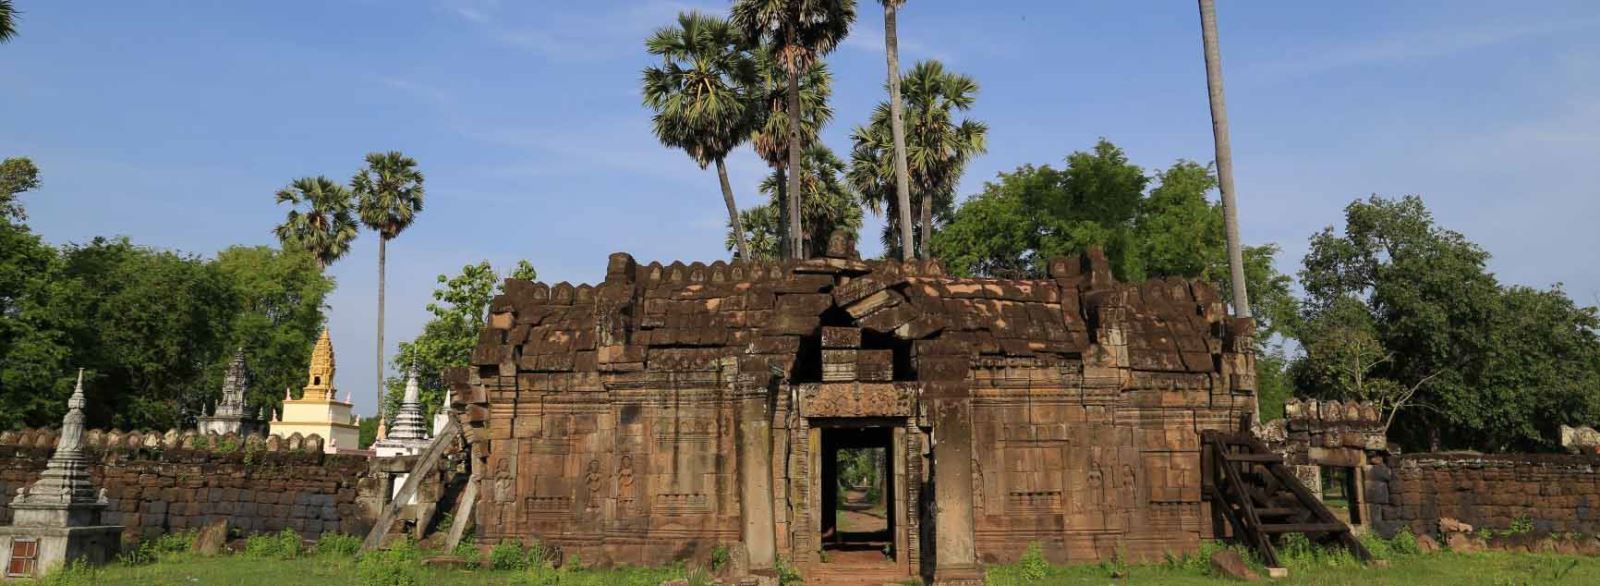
[986,551,1599,585]
[30,554,693,585]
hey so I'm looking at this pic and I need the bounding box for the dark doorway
[818,423,896,565]
[1320,466,1361,525]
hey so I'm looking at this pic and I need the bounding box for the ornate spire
[215,348,248,419]
[10,369,107,522]
[387,366,428,441]
[303,329,336,401]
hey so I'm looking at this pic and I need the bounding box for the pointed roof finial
[69,368,86,411]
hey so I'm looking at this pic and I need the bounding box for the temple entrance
[814,421,902,571]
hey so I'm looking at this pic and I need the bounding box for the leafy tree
[726,203,782,261]
[1293,195,1600,451]
[732,0,856,258]
[878,0,914,261]
[0,157,40,222]
[353,151,425,426]
[850,60,986,258]
[382,260,536,425]
[273,176,358,271]
[643,11,760,260]
[8,238,239,430]
[206,245,334,423]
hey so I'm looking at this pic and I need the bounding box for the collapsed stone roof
[467,242,1252,389]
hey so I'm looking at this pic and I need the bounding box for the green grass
[19,539,1600,586]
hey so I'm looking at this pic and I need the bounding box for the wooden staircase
[1201,428,1371,568]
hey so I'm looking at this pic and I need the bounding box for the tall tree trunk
[786,66,805,259]
[1199,0,1255,422]
[718,158,750,260]
[776,167,790,260]
[885,2,915,261]
[918,191,932,259]
[375,236,387,429]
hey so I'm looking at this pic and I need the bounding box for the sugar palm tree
[731,0,856,259]
[848,60,986,257]
[728,145,861,260]
[0,0,18,43]
[273,176,358,271]
[643,11,759,260]
[352,151,424,428]
[748,51,833,259]
[880,0,914,260]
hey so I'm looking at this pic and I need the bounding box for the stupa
[0,370,123,578]
[270,329,360,453]
[197,348,263,437]
[371,367,431,458]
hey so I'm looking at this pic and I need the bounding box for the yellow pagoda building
[270,329,360,453]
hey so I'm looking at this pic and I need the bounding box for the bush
[451,540,481,568]
[37,559,100,586]
[317,533,362,557]
[357,550,422,586]
[1392,527,1420,555]
[119,530,197,565]
[244,528,303,560]
[709,545,730,573]
[1018,542,1049,583]
[490,538,531,571]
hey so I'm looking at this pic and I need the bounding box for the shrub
[1018,542,1049,582]
[317,533,362,557]
[451,540,481,568]
[1389,526,1421,556]
[1508,515,1535,536]
[244,528,303,559]
[775,555,803,585]
[357,551,421,586]
[490,538,531,571]
[709,544,730,573]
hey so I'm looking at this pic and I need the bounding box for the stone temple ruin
[449,238,1259,582]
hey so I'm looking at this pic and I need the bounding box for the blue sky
[4,1,1598,415]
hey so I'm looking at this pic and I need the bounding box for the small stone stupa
[0,370,123,578]
[269,329,360,453]
[371,367,431,458]
[197,348,263,437]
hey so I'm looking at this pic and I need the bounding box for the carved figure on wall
[493,457,513,503]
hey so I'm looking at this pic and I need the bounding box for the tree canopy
[1291,195,1600,451]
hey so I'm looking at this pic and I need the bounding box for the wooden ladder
[1201,428,1372,568]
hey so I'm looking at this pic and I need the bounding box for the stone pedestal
[0,525,122,577]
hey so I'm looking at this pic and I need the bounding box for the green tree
[643,11,760,260]
[0,157,40,222]
[849,60,986,258]
[726,203,782,261]
[747,51,834,260]
[353,151,425,427]
[273,176,358,271]
[382,260,536,425]
[207,245,334,423]
[1293,195,1600,451]
[732,0,856,259]
[879,0,914,261]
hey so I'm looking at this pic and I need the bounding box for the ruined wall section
[1369,453,1600,537]
[0,429,376,542]
[967,254,1255,564]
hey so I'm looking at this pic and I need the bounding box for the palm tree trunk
[376,236,387,428]
[1199,0,1255,425]
[776,166,790,259]
[718,158,750,260]
[885,2,915,261]
[918,191,932,258]
[1199,0,1250,320]
[786,67,805,259]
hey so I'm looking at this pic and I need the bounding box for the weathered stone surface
[1209,549,1259,581]
[195,518,229,555]
[458,249,1257,574]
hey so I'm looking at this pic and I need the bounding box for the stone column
[738,395,776,572]
[928,390,981,585]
